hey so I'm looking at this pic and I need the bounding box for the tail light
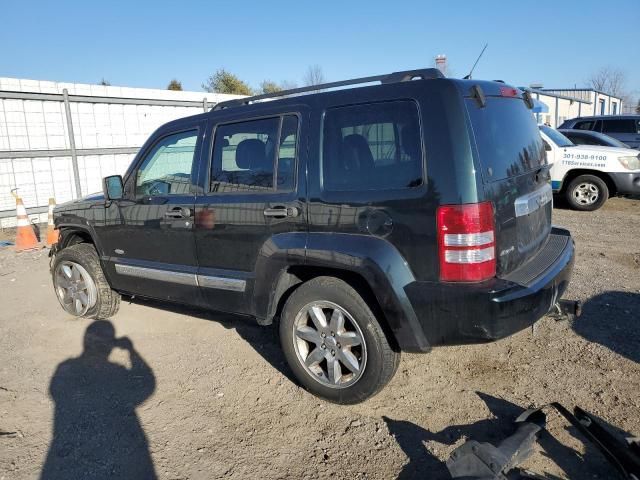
[437,202,496,282]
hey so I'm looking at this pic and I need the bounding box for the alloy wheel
[54,261,97,316]
[292,301,367,388]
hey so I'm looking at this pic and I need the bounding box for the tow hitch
[548,299,582,321]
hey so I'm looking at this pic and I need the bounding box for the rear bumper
[609,172,640,195]
[403,227,575,348]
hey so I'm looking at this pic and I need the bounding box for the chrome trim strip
[514,183,553,217]
[115,264,197,286]
[197,275,246,292]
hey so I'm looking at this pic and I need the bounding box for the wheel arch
[254,233,431,353]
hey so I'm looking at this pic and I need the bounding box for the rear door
[193,109,307,314]
[465,92,552,275]
[99,119,205,303]
[602,118,640,149]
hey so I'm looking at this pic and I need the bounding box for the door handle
[164,207,191,219]
[263,205,300,218]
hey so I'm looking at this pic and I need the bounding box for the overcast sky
[2,0,638,99]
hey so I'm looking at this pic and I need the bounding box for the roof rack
[212,68,445,111]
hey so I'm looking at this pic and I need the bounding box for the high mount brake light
[499,87,519,97]
[437,202,496,282]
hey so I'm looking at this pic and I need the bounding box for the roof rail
[212,68,444,111]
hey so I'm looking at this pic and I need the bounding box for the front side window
[322,101,423,191]
[210,116,298,193]
[540,125,574,148]
[136,130,197,196]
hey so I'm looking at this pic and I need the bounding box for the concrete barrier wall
[0,77,242,227]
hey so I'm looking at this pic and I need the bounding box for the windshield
[540,125,574,147]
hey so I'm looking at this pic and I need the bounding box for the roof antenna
[464,43,488,80]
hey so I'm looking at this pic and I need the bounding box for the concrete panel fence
[0,77,240,228]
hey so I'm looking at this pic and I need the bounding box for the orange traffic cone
[46,197,59,247]
[14,194,40,251]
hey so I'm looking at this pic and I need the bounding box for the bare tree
[303,65,325,86]
[586,67,627,97]
[279,80,298,91]
[636,99,640,114]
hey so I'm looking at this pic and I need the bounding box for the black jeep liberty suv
[51,68,575,404]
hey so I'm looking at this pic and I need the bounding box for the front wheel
[52,243,120,319]
[565,174,608,211]
[279,276,400,404]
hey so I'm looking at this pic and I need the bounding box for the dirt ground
[1,197,639,479]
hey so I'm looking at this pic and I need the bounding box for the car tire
[279,276,400,404]
[565,174,609,211]
[52,243,120,319]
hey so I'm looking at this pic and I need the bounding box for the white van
[539,125,640,210]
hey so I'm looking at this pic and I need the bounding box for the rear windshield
[466,97,545,182]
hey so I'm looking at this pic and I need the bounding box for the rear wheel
[52,243,120,319]
[565,174,608,211]
[279,276,400,404]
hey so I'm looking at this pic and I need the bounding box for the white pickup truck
[539,125,640,210]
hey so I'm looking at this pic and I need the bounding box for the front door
[193,111,307,315]
[99,120,205,304]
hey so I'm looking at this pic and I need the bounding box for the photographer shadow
[41,320,156,480]
[572,290,640,364]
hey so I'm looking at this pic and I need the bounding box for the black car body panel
[54,74,575,353]
[405,227,573,346]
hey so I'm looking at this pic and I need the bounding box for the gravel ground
[0,197,639,479]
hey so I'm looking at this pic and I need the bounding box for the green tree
[167,79,183,91]
[259,80,283,94]
[202,69,252,95]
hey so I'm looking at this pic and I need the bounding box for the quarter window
[322,101,423,191]
[210,116,298,193]
[602,119,637,134]
[136,130,198,196]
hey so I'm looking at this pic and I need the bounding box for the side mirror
[103,175,124,200]
[544,142,552,152]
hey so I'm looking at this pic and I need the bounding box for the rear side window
[322,101,423,191]
[466,97,545,182]
[210,115,298,193]
[602,119,637,134]
[574,121,595,130]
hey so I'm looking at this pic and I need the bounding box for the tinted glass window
[602,119,637,134]
[466,97,545,181]
[574,121,595,130]
[568,133,598,146]
[540,125,574,147]
[277,115,298,191]
[136,130,197,196]
[322,101,422,191]
[210,116,298,193]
